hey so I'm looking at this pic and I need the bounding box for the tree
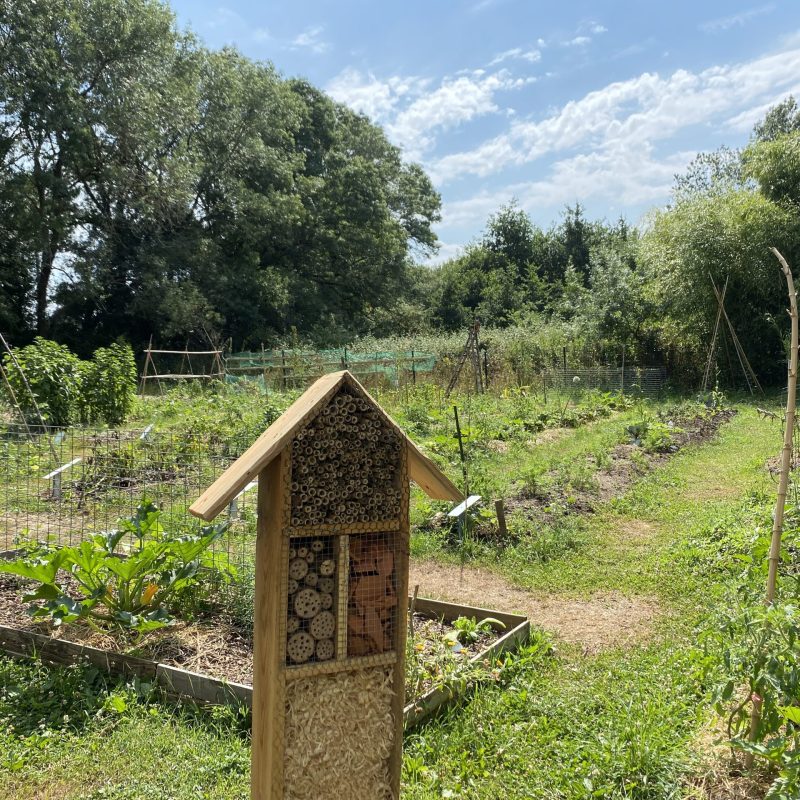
[752,95,800,142]
[672,146,744,201]
[642,190,798,383]
[483,202,536,278]
[743,131,800,208]
[0,0,188,336]
[1,2,441,351]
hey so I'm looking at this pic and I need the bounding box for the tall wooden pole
[745,247,797,764]
[767,248,797,605]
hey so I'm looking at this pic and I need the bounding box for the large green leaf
[0,550,69,585]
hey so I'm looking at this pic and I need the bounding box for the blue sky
[170,0,800,262]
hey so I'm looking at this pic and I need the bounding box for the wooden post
[745,248,797,766]
[251,452,288,800]
[411,349,416,385]
[495,499,507,537]
[621,345,626,395]
[408,583,419,640]
[388,442,411,797]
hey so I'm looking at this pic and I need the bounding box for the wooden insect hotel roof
[189,370,463,521]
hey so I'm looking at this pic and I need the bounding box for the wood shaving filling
[284,666,395,799]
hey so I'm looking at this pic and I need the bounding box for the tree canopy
[0,0,440,353]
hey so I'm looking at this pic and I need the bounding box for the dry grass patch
[613,518,660,542]
[409,560,658,653]
[684,723,772,800]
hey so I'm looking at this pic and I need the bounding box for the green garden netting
[225,349,437,387]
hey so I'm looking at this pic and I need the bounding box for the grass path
[400,404,781,798]
[410,406,776,652]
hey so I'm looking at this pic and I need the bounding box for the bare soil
[409,561,658,654]
[0,573,498,690]
[0,573,255,684]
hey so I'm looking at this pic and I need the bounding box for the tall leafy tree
[1,0,441,351]
[0,0,189,337]
[642,190,797,382]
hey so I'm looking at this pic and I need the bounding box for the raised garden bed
[0,579,528,729]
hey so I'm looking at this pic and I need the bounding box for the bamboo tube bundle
[289,387,403,526]
[285,536,338,664]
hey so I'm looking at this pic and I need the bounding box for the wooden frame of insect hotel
[189,371,463,800]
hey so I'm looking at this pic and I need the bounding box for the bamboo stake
[702,276,728,392]
[765,249,796,605]
[745,247,797,766]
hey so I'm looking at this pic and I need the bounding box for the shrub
[82,343,137,425]
[700,515,800,799]
[1,338,138,427]
[2,337,81,426]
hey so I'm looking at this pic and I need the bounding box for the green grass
[0,392,786,798]
[404,646,701,799]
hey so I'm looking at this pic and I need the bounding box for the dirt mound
[409,561,658,654]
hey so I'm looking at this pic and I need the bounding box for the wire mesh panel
[0,424,258,576]
[285,535,338,665]
[347,532,397,657]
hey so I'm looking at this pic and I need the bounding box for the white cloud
[426,242,465,265]
[430,46,800,184]
[328,68,533,160]
[441,144,693,232]
[327,69,428,121]
[700,4,775,33]
[290,25,330,54]
[203,6,245,30]
[725,84,800,132]
[488,46,542,66]
[252,27,270,42]
[555,21,606,48]
[387,71,533,159]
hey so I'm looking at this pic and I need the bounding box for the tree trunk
[35,250,54,335]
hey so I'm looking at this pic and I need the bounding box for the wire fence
[542,366,668,396]
[0,424,259,575]
[141,343,668,396]
[225,349,437,390]
[0,363,666,567]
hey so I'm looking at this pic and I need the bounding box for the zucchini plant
[0,501,232,632]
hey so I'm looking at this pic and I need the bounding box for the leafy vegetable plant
[446,615,505,646]
[0,501,232,632]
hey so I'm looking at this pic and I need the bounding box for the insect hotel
[189,371,462,800]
